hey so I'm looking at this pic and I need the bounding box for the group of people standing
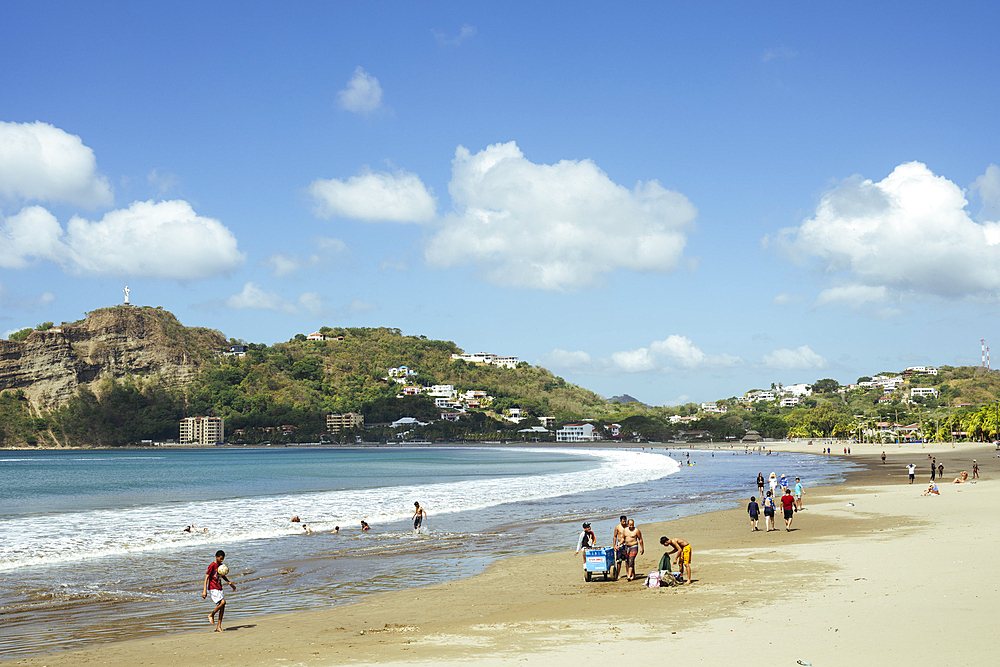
[575,515,693,585]
[747,471,803,532]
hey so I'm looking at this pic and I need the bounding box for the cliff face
[0,306,228,409]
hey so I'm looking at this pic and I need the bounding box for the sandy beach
[4,441,997,666]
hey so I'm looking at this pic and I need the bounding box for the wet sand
[4,441,997,666]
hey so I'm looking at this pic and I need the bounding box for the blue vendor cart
[583,545,619,581]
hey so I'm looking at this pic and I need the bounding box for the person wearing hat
[574,522,597,558]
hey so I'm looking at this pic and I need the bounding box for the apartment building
[179,416,225,445]
[327,412,365,433]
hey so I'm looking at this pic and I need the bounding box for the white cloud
[540,335,741,376]
[433,24,477,46]
[65,200,243,279]
[337,67,383,114]
[0,205,66,268]
[226,282,298,314]
[342,298,378,315]
[771,162,1000,301]
[971,163,1000,221]
[0,200,244,279]
[610,348,657,373]
[758,345,827,371]
[39,291,56,305]
[425,142,697,291]
[309,169,436,223]
[260,237,349,277]
[261,253,301,278]
[0,121,113,208]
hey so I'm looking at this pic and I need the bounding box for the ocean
[0,445,858,658]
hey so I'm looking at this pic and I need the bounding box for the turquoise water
[0,445,857,658]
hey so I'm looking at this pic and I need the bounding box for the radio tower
[989,346,991,371]
[982,339,987,368]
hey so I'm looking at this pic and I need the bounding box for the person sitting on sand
[923,482,940,496]
[953,471,969,484]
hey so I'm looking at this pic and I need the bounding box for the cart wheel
[585,571,592,582]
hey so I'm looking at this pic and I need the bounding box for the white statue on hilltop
[123,286,130,305]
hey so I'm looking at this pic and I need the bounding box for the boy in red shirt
[202,549,236,632]
[781,488,796,531]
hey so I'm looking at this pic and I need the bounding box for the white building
[782,383,813,397]
[425,384,456,398]
[556,423,600,442]
[748,390,776,402]
[180,417,225,445]
[305,331,326,341]
[910,387,940,398]
[905,366,938,375]
[780,396,801,407]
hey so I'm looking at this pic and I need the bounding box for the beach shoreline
[4,441,995,666]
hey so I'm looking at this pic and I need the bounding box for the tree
[812,378,840,394]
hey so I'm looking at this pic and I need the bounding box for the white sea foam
[0,448,678,570]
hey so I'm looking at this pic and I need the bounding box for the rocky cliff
[0,306,228,409]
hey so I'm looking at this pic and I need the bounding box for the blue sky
[3,1,1000,405]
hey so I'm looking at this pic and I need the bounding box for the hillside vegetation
[6,309,1000,447]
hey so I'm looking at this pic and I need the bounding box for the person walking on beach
[202,549,236,632]
[763,490,776,531]
[973,460,979,479]
[622,519,644,581]
[768,472,778,497]
[938,463,944,479]
[781,488,796,531]
[660,536,692,584]
[907,463,916,484]
[574,522,596,559]
[794,477,804,510]
[881,451,886,464]
[747,496,760,531]
[412,501,427,534]
[931,459,936,481]
[757,472,765,498]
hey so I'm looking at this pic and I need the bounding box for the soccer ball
[217,564,229,576]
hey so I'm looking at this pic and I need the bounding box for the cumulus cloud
[540,335,741,375]
[260,237,349,277]
[0,121,113,208]
[770,162,1000,302]
[337,67,383,114]
[433,24,477,46]
[758,345,827,371]
[0,200,244,279]
[309,169,436,223]
[425,142,697,291]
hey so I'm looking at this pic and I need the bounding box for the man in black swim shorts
[412,501,427,534]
